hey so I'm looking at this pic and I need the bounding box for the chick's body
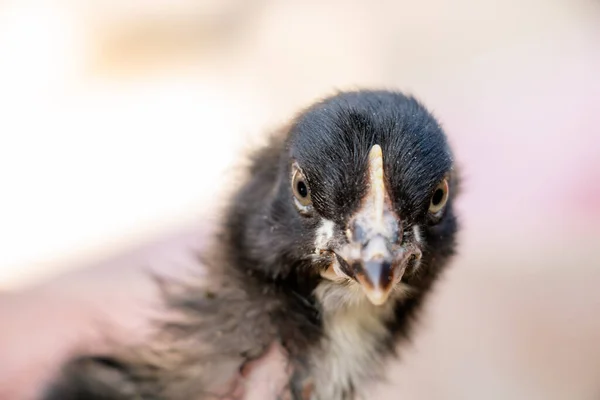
[44,90,459,400]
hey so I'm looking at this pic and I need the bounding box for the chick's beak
[335,217,422,306]
[339,227,421,306]
[334,144,421,305]
[352,235,398,305]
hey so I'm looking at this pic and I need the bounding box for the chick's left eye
[428,178,449,214]
[292,168,312,207]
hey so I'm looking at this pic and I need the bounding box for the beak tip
[363,288,390,306]
[354,258,399,306]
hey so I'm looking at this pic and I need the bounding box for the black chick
[43,89,459,400]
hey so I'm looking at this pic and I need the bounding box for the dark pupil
[297,181,308,198]
[432,188,444,205]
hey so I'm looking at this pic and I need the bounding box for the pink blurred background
[0,0,599,399]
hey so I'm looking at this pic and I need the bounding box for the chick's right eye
[292,168,312,207]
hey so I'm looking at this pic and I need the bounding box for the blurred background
[0,0,599,399]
